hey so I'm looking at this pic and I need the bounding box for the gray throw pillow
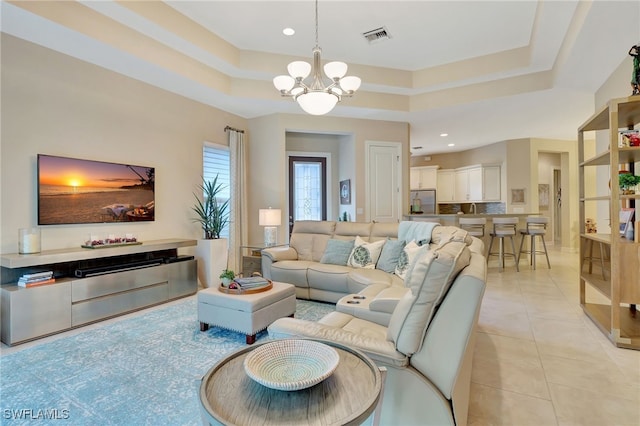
[320,239,355,266]
[376,239,406,273]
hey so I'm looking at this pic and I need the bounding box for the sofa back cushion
[334,222,373,241]
[290,221,336,261]
[370,222,399,242]
[386,237,471,355]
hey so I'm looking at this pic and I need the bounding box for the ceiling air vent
[363,27,391,44]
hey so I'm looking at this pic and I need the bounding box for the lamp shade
[259,208,281,226]
[287,61,311,79]
[340,76,361,92]
[296,92,339,115]
[273,75,295,91]
[324,61,348,79]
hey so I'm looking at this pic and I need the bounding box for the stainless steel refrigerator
[410,189,436,214]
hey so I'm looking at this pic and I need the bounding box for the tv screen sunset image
[38,155,155,225]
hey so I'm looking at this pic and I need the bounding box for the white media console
[1,239,198,346]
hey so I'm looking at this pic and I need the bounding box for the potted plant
[193,175,230,288]
[619,173,640,194]
[219,269,235,287]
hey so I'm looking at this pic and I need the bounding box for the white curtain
[227,129,248,272]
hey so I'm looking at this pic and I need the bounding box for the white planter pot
[195,238,229,288]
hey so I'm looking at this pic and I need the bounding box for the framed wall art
[511,188,525,204]
[340,179,351,205]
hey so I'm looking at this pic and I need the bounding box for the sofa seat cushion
[307,263,351,293]
[270,260,315,288]
[347,268,403,294]
[268,312,407,366]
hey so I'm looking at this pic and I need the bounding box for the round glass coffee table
[199,339,383,425]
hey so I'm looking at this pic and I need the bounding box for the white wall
[247,114,409,244]
[0,35,247,253]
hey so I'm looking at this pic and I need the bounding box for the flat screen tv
[37,154,155,225]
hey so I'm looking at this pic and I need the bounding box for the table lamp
[259,208,281,247]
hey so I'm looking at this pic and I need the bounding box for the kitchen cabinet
[437,169,455,202]
[482,165,501,201]
[578,96,640,349]
[454,166,482,202]
[438,165,501,203]
[410,166,438,190]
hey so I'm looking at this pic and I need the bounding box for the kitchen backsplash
[438,202,505,215]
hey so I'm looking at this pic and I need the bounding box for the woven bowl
[243,340,339,391]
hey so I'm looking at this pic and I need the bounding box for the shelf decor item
[243,339,339,391]
[618,172,640,194]
[18,228,41,254]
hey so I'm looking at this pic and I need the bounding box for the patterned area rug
[0,297,335,425]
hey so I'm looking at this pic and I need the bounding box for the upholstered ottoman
[198,281,296,344]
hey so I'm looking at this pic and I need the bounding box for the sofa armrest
[369,286,410,314]
[261,246,298,262]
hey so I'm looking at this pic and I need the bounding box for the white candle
[19,228,41,254]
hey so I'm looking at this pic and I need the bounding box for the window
[203,142,230,238]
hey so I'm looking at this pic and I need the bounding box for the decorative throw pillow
[394,240,423,280]
[376,239,406,273]
[347,236,386,269]
[320,239,355,266]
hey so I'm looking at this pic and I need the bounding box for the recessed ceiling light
[283,28,295,36]
[447,143,455,147]
[440,133,448,137]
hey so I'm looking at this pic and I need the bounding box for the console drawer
[72,266,168,302]
[72,282,169,326]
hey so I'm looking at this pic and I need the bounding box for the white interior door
[366,141,401,222]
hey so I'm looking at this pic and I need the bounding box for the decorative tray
[81,242,142,249]
[243,339,339,391]
[218,279,272,295]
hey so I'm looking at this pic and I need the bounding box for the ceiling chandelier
[273,0,361,115]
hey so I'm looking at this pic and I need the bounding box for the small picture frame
[619,208,635,235]
[340,179,351,205]
[511,188,525,204]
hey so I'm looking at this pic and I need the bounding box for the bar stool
[487,217,519,272]
[517,216,551,269]
[459,217,486,237]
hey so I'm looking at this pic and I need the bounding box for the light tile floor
[470,246,640,426]
[3,247,639,425]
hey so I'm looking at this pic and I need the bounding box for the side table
[200,339,385,426]
[239,243,286,276]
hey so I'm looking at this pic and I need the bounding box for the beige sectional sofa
[261,220,403,303]
[264,220,487,425]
